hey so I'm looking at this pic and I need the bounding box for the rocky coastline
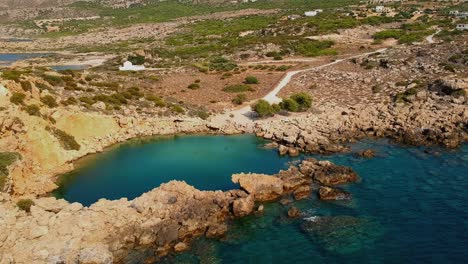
[0,157,359,263]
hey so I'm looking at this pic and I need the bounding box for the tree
[232,94,247,105]
[244,76,259,84]
[252,99,274,118]
[290,92,312,111]
[280,98,299,112]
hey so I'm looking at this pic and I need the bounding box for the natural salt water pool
[0,53,52,66]
[54,135,303,206]
[54,135,468,263]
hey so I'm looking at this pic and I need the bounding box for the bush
[223,84,254,93]
[128,55,145,65]
[170,105,185,114]
[244,76,259,84]
[232,93,247,105]
[62,97,77,106]
[290,92,312,111]
[40,95,58,108]
[280,98,300,112]
[23,104,41,116]
[0,152,21,190]
[10,92,26,105]
[252,99,275,118]
[146,94,166,107]
[20,81,32,92]
[16,199,34,212]
[41,74,63,86]
[46,126,80,151]
[187,83,200,90]
[196,110,210,120]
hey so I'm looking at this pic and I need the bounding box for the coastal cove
[52,134,468,263]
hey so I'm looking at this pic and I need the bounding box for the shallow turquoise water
[54,135,302,206]
[55,135,468,263]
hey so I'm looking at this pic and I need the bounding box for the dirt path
[426,29,441,44]
[210,48,389,128]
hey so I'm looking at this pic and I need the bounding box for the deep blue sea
[54,135,468,263]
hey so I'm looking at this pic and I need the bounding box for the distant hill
[1,0,83,9]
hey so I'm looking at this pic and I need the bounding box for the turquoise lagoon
[54,135,468,263]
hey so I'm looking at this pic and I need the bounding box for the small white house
[304,11,318,17]
[449,10,459,15]
[304,9,323,17]
[375,6,385,13]
[119,61,145,71]
[456,24,468,31]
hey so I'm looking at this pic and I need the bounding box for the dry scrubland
[0,0,467,262]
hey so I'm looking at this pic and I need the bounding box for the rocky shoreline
[254,98,467,156]
[0,157,359,263]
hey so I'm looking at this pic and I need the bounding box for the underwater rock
[357,149,376,158]
[300,216,383,254]
[287,207,301,218]
[318,186,351,200]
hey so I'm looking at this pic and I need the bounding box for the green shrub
[290,92,312,111]
[41,74,63,86]
[223,84,254,93]
[196,110,210,120]
[10,92,26,105]
[35,82,51,91]
[187,83,200,90]
[62,97,77,106]
[146,94,165,107]
[46,126,81,151]
[128,55,145,65]
[170,105,185,114]
[79,96,96,106]
[23,104,41,116]
[0,152,21,190]
[252,99,275,118]
[232,93,247,105]
[1,70,23,81]
[244,76,259,84]
[40,95,58,108]
[280,98,300,112]
[20,81,32,92]
[208,56,237,72]
[16,199,34,212]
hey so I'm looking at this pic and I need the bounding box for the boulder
[318,186,351,200]
[287,207,300,218]
[313,162,359,186]
[278,145,288,156]
[293,185,311,200]
[357,149,376,158]
[232,173,284,201]
[232,195,254,217]
[174,242,188,252]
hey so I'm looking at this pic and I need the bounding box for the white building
[456,24,468,30]
[304,11,318,17]
[375,6,385,13]
[119,61,146,71]
[304,9,323,17]
[449,10,459,15]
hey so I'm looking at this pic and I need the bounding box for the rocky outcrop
[255,99,467,155]
[318,186,351,200]
[0,157,360,262]
[232,173,284,201]
[357,149,376,158]
[299,159,360,186]
[0,181,243,263]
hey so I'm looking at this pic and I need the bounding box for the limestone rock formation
[318,186,352,200]
[232,173,284,201]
